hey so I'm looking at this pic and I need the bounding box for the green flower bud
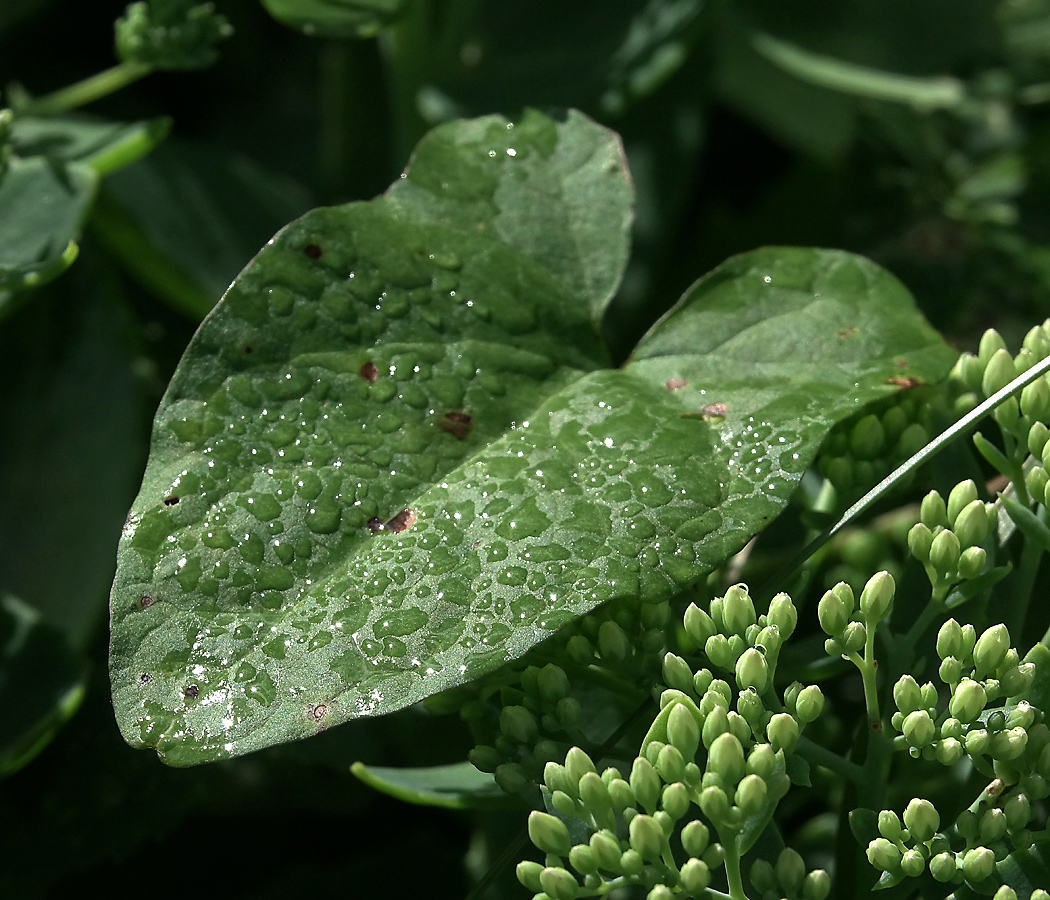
[974,624,1010,678]
[901,848,925,877]
[647,886,674,900]
[708,731,746,784]
[699,785,730,824]
[679,857,711,894]
[824,456,853,492]
[1007,700,1035,730]
[660,781,690,821]
[994,887,1019,900]
[802,868,832,900]
[767,713,800,754]
[894,675,923,715]
[935,737,965,765]
[930,530,961,578]
[878,809,903,840]
[867,837,901,872]
[979,807,1008,843]
[681,819,710,858]
[495,762,529,794]
[469,744,502,773]
[795,685,824,724]
[641,599,670,630]
[750,858,777,893]
[630,757,661,813]
[537,664,570,703]
[957,351,985,392]
[702,704,730,749]
[903,798,940,842]
[953,497,990,546]
[729,711,751,746]
[557,697,582,729]
[656,744,686,785]
[545,761,575,798]
[565,634,594,665]
[568,844,599,876]
[950,678,987,723]
[1004,791,1032,831]
[1022,376,1050,422]
[552,790,577,818]
[966,728,991,756]
[908,522,934,563]
[947,480,980,527]
[597,620,629,663]
[936,619,964,660]
[929,851,957,881]
[841,620,867,654]
[920,681,939,710]
[921,491,950,530]
[705,634,732,670]
[958,546,987,580]
[979,329,1009,366]
[501,705,539,744]
[579,772,613,820]
[684,603,717,646]
[961,846,995,882]
[989,726,1028,760]
[745,743,775,781]
[738,687,767,735]
[667,703,701,761]
[528,811,572,857]
[620,848,644,877]
[692,668,714,697]
[960,622,978,660]
[115,0,233,72]
[851,413,886,460]
[772,847,804,894]
[540,865,579,900]
[1032,890,1050,900]
[766,592,797,639]
[735,647,770,693]
[589,830,622,873]
[896,421,928,457]
[903,711,936,748]
[608,778,635,813]
[1027,466,1050,506]
[565,747,597,787]
[1030,421,1050,457]
[722,584,757,636]
[663,653,695,695]
[1003,662,1035,697]
[983,348,1017,396]
[940,656,963,686]
[629,813,665,861]
[735,773,767,815]
[817,588,850,637]
[517,859,545,892]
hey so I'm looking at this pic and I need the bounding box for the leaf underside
[109,108,955,766]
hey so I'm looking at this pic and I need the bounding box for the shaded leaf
[0,594,86,777]
[260,0,405,38]
[0,155,96,292]
[350,760,510,809]
[997,838,1050,897]
[109,110,953,766]
[11,115,170,176]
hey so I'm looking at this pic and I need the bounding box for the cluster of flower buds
[907,481,995,599]
[890,619,1039,771]
[994,887,1050,900]
[450,595,673,796]
[952,326,1050,428]
[818,392,932,503]
[115,0,233,72]
[818,570,896,658]
[748,848,831,900]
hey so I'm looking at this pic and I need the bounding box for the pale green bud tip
[994,887,1018,900]
[979,328,1008,364]
[947,479,979,526]
[681,819,710,858]
[929,851,956,881]
[750,859,776,893]
[767,593,797,638]
[817,589,849,637]
[1031,890,1050,900]
[620,848,644,877]
[629,814,665,860]
[974,623,1011,678]
[735,647,770,692]
[893,675,923,714]
[983,348,1017,396]
[565,746,596,784]
[722,583,757,636]
[962,847,995,882]
[516,860,544,892]
[647,885,674,900]
[802,869,831,900]
[597,620,629,663]
[630,757,661,812]
[878,809,903,840]
[656,744,685,785]
[679,857,711,894]
[949,678,987,723]
[683,603,716,645]
[767,712,800,753]
[903,710,936,748]
[501,705,538,743]
[539,865,580,900]
[953,498,990,548]
[667,702,701,761]
[663,653,695,694]
[903,798,940,842]
[528,811,572,857]
[901,848,924,877]
[921,491,949,529]
[709,731,746,784]
[795,685,824,724]
[735,773,767,815]
[589,830,622,871]
[908,522,934,563]
[866,837,901,872]
[115,0,233,71]
[776,847,806,893]
[930,529,961,576]
[859,570,895,622]
[537,664,570,703]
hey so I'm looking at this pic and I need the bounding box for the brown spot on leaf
[385,508,417,533]
[304,243,323,259]
[701,402,729,424]
[184,684,199,700]
[367,517,385,533]
[163,495,180,507]
[885,376,923,389]
[309,704,328,720]
[437,411,473,440]
[665,378,687,391]
[360,361,378,382]
[836,326,860,339]
[139,595,155,610]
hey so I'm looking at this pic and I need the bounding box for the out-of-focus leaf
[350,760,509,808]
[0,593,86,778]
[0,155,96,293]
[109,110,952,767]
[996,838,1050,897]
[99,140,314,314]
[0,258,148,646]
[11,115,170,176]
[260,0,406,38]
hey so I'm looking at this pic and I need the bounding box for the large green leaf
[260,0,405,38]
[109,109,953,766]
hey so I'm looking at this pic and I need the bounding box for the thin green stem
[722,843,751,900]
[378,0,431,167]
[794,735,866,783]
[16,61,152,116]
[1007,512,1045,638]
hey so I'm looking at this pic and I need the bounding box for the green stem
[794,735,866,784]
[722,843,751,900]
[16,61,152,116]
[378,0,431,167]
[1007,512,1045,638]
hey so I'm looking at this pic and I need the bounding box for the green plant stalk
[722,842,750,900]
[16,61,152,116]
[1006,523,1044,638]
[794,734,866,784]
[379,0,431,168]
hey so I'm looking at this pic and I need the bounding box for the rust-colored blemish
[360,361,378,382]
[309,704,328,720]
[304,243,323,259]
[665,378,687,391]
[885,376,923,389]
[836,326,860,339]
[184,684,199,700]
[385,508,417,533]
[139,594,155,610]
[701,402,729,423]
[437,411,473,440]
[163,495,180,507]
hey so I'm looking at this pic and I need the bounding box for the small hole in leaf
[243,345,253,355]
[184,684,199,700]
[310,704,328,720]
[140,673,153,685]
[665,378,687,391]
[163,495,180,507]
[138,595,155,610]
[304,243,323,259]
[360,362,378,382]
[385,508,417,533]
